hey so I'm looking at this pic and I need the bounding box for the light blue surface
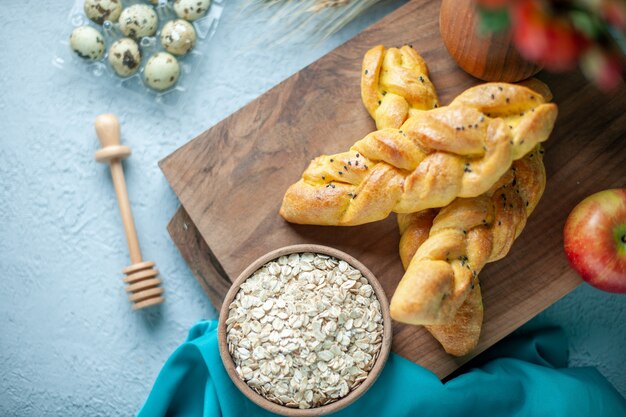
[0,1,624,415]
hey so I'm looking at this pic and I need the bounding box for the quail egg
[173,0,211,21]
[119,4,158,39]
[83,0,123,25]
[143,52,180,91]
[160,19,196,56]
[69,26,105,60]
[108,38,141,77]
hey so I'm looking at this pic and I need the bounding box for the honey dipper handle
[109,161,143,265]
[95,114,122,148]
[94,113,143,265]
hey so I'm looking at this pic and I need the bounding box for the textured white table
[0,1,624,415]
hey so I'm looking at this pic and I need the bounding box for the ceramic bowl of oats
[218,244,392,416]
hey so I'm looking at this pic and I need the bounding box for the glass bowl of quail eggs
[56,0,224,103]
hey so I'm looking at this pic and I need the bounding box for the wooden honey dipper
[95,114,165,310]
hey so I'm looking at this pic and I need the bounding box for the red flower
[582,47,625,91]
[511,0,588,71]
[602,0,626,30]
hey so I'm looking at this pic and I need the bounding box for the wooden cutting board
[160,0,626,378]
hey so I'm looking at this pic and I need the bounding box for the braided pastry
[391,149,546,326]
[280,82,557,226]
[398,208,484,356]
[366,49,484,355]
[361,45,439,129]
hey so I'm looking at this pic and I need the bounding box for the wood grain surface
[161,0,626,378]
[439,0,541,82]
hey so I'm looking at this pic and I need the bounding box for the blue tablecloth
[137,321,626,417]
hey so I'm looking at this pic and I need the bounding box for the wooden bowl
[218,244,393,416]
[439,0,541,82]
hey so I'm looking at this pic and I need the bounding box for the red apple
[564,188,626,293]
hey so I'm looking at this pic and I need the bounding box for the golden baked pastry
[425,285,483,357]
[391,149,546,328]
[280,82,557,226]
[361,45,439,129]
[373,49,548,355]
[397,209,483,356]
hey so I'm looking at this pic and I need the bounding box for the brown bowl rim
[218,244,393,417]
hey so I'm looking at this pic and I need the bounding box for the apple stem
[622,234,626,244]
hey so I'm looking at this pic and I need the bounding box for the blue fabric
[137,321,626,417]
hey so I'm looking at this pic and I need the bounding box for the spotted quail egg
[119,4,158,39]
[108,38,141,77]
[143,52,180,91]
[173,0,211,21]
[83,0,123,25]
[69,26,105,60]
[160,19,196,56]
